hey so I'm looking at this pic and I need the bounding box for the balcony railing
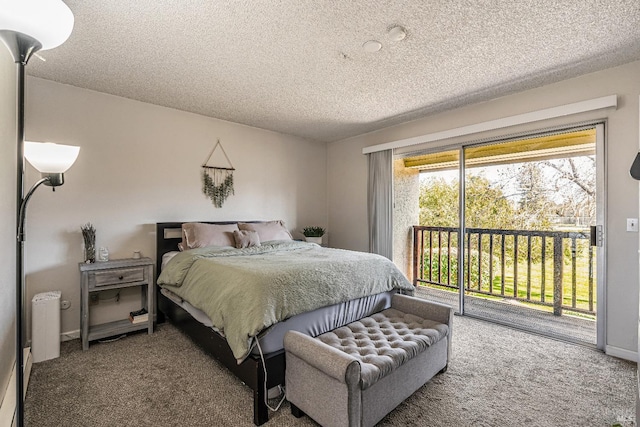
[412,226,595,316]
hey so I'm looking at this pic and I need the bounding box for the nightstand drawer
[91,267,145,287]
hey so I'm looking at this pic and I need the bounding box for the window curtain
[367,149,393,259]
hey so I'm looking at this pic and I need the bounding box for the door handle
[590,225,603,247]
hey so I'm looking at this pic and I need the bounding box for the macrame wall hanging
[201,139,235,208]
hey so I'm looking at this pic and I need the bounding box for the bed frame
[155,222,284,426]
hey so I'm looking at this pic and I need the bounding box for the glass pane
[408,149,460,313]
[463,130,597,345]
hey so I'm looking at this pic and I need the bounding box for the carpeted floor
[24,316,636,427]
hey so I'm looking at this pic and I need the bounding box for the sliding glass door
[461,126,603,346]
[407,124,605,346]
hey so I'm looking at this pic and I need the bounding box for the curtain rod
[362,95,617,155]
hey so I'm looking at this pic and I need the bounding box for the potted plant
[302,226,325,245]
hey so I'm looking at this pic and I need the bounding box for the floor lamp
[0,2,75,427]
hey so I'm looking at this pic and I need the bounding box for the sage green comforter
[157,241,414,361]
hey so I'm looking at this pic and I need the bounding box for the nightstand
[79,257,155,350]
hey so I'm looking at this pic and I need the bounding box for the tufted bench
[284,294,452,427]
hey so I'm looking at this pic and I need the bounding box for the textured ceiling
[28,1,640,142]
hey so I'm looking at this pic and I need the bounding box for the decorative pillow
[238,221,293,241]
[181,222,238,249]
[233,230,261,249]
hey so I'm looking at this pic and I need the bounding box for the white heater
[31,291,61,363]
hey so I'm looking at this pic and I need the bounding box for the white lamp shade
[24,141,80,173]
[0,0,74,50]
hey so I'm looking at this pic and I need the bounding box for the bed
[155,221,414,425]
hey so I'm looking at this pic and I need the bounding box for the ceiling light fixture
[363,40,382,53]
[388,25,407,42]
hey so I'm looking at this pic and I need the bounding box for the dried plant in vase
[81,222,96,263]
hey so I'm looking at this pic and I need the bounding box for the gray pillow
[182,222,238,249]
[238,220,292,241]
[233,229,261,249]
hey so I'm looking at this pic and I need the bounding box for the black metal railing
[412,226,594,315]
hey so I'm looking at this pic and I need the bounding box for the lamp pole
[15,57,25,427]
[1,4,75,426]
[0,30,42,427]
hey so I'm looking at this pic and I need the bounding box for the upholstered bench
[284,294,453,427]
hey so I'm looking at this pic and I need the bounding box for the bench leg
[438,365,448,374]
[291,403,306,418]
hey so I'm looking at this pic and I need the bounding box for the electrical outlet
[626,218,638,232]
[89,294,99,306]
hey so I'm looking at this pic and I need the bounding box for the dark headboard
[156,221,262,278]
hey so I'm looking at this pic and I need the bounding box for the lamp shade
[631,152,640,180]
[0,0,74,50]
[24,141,80,173]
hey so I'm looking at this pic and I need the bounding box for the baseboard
[0,347,32,427]
[24,347,32,396]
[61,329,80,342]
[606,345,638,362]
[0,363,15,427]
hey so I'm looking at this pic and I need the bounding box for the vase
[305,236,323,245]
[84,244,96,264]
[98,247,109,262]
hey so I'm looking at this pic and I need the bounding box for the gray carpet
[24,316,636,427]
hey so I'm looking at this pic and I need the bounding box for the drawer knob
[118,275,124,280]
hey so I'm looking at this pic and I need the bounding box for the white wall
[392,159,419,281]
[327,60,640,358]
[24,77,327,337]
[0,46,17,409]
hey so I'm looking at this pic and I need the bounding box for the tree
[510,163,554,230]
[543,157,595,225]
[419,173,517,229]
[419,176,458,227]
[495,156,595,228]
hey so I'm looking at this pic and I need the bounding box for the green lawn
[474,258,594,306]
[422,241,596,316]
